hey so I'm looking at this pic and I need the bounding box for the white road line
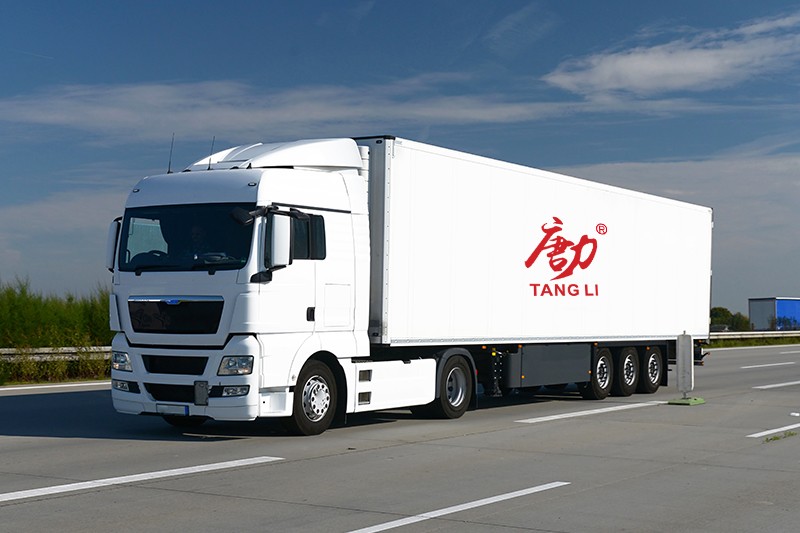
[747,424,800,439]
[347,481,570,533]
[515,401,665,424]
[0,456,282,503]
[779,350,800,354]
[0,382,110,392]
[741,362,796,369]
[753,380,800,390]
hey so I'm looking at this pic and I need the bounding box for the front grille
[142,355,208,375]
[129,297,223,334]
[145,383,194,403]
[144,383,227,402]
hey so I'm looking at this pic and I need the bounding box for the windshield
[118,203,255,273]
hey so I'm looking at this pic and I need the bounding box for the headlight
[218,356,254,376]
[111,351,132,372]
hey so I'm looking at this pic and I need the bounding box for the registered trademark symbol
[596,223,607,235]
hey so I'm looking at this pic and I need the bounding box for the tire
[162,415,207,428]
[611,347,639,397]
[579,348,613,400]
[285,360,337,436]
[637,346,663,394]
[429,356,472,419]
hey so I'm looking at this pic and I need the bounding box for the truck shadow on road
[0,389,280,441]
[0,387,590,441]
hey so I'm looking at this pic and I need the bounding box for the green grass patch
[706,337,800,349]
[0,279,113,348]
[0,353,110,385]
[765,430,798,443]
[0,279,113,384]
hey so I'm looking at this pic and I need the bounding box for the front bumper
[110,334,262,421]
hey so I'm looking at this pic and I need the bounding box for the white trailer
[107,136,713,434]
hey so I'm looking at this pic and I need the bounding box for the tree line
[710,306,750,331]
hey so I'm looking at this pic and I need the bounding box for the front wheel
[579,348,613,400]
[429,356,472,419]
[285,360,337,436]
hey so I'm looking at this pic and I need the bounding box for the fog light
[112,351,132,372]
[222,386,250,397]
[112,379,139,393]
[218,356,254,376]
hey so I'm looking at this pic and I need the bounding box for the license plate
[156,404,190,416]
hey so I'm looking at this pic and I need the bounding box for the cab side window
[292,214,326,260]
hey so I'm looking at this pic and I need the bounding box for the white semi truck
[107,136,713,435]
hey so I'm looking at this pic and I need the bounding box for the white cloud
[482,3,557,58]
[0,189,126,294]
[543,12,800,97]
[0,77,591,143]
[0,74,770,148]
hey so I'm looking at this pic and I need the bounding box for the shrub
[0,279,113,384]
[0,279,112,348]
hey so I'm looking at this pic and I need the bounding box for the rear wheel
[284,360,336,436]
[611,347,639,397]
[579,348,613,400]
[637,346,663,394]
[429,356,472,419]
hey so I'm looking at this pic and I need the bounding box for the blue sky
[2,1,800,313]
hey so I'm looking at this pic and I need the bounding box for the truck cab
[107,138,430,434]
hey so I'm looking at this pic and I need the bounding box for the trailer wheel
[285,360,336,436]
[611,347,639,397]
[431,356,472,419]
[579,348,613,400]
[637,346,663,394]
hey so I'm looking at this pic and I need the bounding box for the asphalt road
[2,345,799,532]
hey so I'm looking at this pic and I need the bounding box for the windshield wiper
[192,252,238,263]
[133,264,183,276]
[190,258,244,275]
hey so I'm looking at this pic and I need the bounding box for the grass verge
[706,337,800,349]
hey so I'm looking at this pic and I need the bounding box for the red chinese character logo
[525,217,598,280]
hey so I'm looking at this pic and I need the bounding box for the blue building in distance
[749,297,800,331]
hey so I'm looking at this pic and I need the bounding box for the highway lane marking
[347,481,571,533]
[779,350,800,354]
[741,362,796,369]
[0,382,111,392]
[0,456,282,503]
[515,401,666,424]
[747,423,800,439]
[753,380,800,390]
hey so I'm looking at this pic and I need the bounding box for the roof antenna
[167,133,175,174]
[207,136,216,171]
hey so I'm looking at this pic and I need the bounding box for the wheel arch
[297,350,348,424]
[433,347,478,409]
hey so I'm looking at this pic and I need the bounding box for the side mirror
[106,218,121,272]
[270,212,292,268]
